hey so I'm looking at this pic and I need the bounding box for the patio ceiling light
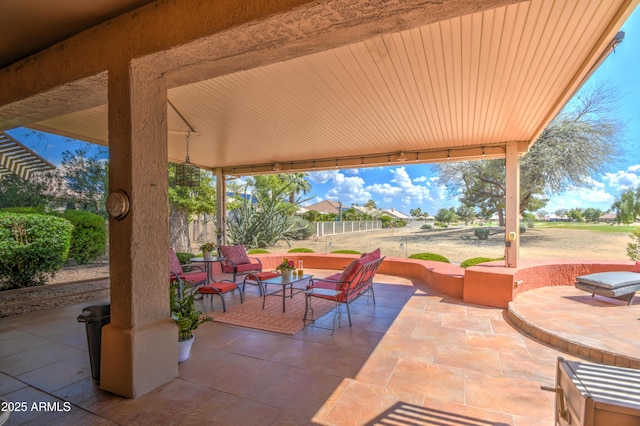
[175,131,201,187]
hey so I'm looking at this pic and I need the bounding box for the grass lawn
[533,221,638,233]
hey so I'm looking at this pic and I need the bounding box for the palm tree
[285,173,312,204]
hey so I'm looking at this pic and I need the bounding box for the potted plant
[170,279,212,362]
[275,257,296,280]
[200,242,217,259]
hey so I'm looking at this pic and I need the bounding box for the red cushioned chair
[218,245,263,281]
[198,280,243,312]
[306,249,384,327]
[169,248,208,292]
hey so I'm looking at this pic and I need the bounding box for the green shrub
[284,217,313,240]
[288,248,314,253]
[627,227,640,260]
[420,224,432,229]
[0,206,48,215]
[434,222,449,228]
[59,210,106,264]
[460,256,504,268]
[0,212,73,290]
[473,227,490,240]
[331,249,362,254]
[247,248,270,254]
[519,224,527,234]
[408,253,450,263]
[176,252,195,264]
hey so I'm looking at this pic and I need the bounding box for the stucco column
[504,141,520,267]
[215,168,226,246]
[100,59,178,398]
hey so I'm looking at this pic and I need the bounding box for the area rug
[209,291,336,335]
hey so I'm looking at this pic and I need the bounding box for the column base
[100,319,178,398]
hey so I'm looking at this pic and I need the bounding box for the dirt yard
[49,223,633,284]
[271,223,632,264]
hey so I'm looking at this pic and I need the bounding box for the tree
[455,205,476,225]
[409,208,423,218]
[437,83,623,225]
[364,199,377,210]
[582,207,603,223]
[58,148,108,216]
[611,188,640,225]
[249,173,311,205]
[168,164,217,252]
[567,208,583,222]
[435,208,457,223]
[0,175,48,208]
[284,173,312,204]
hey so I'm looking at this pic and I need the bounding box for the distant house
[599,213,617,223]
[304,200,343,215]
[380,207,411,220]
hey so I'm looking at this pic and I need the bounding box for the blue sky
[7,6,640,217]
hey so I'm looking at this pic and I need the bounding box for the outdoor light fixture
[273,163,283,172]
[400,238,408,258]
[175,131,201,187]
[397,152,408,162]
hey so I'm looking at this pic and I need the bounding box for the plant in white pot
[200,242,217,259]
[275,257,296,280]
[170,279,212,362]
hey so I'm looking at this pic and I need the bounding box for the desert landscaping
[49,223,633,284]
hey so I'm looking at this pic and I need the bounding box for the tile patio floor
[3,270,627,425]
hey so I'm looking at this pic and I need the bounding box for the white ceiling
[14,0,640,175]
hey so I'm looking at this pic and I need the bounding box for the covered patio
[1,267,639,424]
[1,0,638,404]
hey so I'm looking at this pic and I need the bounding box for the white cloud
[326,173,371,205]
[603,164,640,191]
[307,170,341,185]
[545,187,615,212]
[366,167,440,209]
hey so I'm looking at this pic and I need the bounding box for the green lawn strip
[533,222,636,233]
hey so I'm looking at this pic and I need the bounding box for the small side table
[190,256,226,284]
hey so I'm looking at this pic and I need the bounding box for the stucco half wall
[243,254,635,308]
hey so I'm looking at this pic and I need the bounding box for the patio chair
[169,248,208,292]
[218,245,263,281]
[305,249,384,328]
[197,280,243,312]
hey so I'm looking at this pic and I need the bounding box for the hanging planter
[175,131,201,187]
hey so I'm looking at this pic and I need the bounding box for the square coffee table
[260,274,313,312]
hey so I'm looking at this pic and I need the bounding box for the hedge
[0,212,73,289]
[60,210,106,264]
[408,252,450,263]
[460,256,504,268]
[287,248,314,253]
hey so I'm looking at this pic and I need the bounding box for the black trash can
[77,303,110,381]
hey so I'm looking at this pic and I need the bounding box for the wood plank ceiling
[29,0,637,175]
